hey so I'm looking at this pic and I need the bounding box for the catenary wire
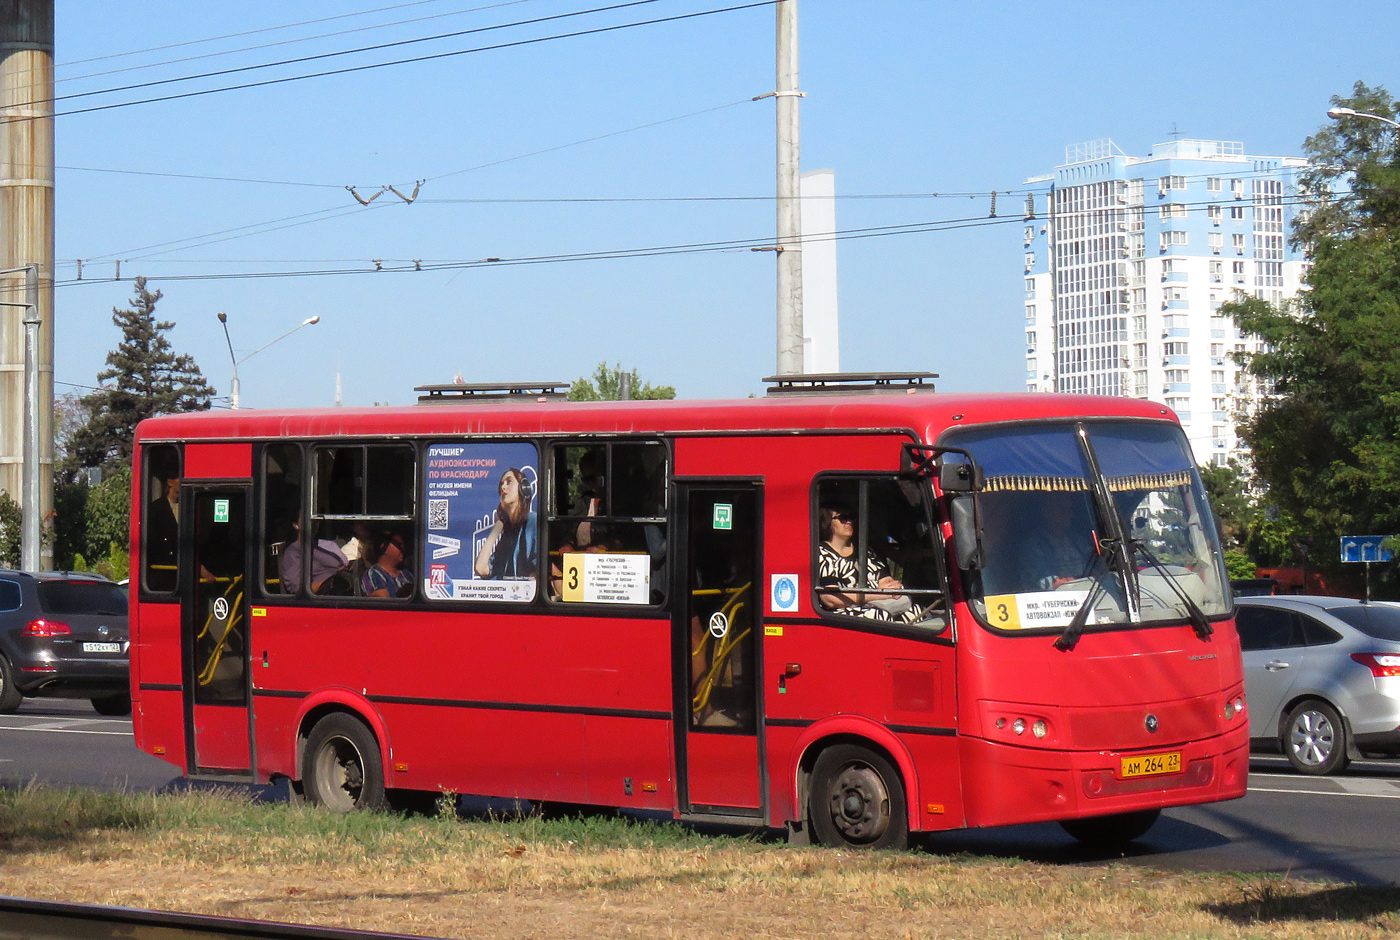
[39,1,775,122]
[56,2,538,85]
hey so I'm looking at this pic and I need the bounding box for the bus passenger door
[675,484,765,817]
[182,487,253,777]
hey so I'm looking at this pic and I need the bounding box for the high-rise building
[1022,139,1308,465]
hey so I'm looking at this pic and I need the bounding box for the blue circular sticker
[774,576,796,608]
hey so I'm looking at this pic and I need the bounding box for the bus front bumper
[957,725,1250,830]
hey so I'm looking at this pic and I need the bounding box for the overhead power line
[57,1,538,85]
[56,0,463,68]
[28,1,776,125]
[50,0,668,108]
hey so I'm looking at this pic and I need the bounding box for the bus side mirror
[938,460,983,493]
[949,494,984,570]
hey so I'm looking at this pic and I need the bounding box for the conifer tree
[68,278,214,471]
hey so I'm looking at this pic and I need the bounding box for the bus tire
[1059,808,1160,847]
[302,713,387,812]
[0,655,22,714]
[808,744,910,850]
[1282,699,1350,775]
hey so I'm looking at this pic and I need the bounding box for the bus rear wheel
[302,713,387,812]
[808,744,909,850]
[1059,808,1160,847]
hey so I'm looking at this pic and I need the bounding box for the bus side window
[813,475,947,630]
[311,444,416,599]
[142,444,181,594]
[548,441,668,605]
[261,444,302,596]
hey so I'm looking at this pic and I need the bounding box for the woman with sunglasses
[817,505,912,621]
[362,530,414,598]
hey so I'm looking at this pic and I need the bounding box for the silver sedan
[1236,595,1400,775]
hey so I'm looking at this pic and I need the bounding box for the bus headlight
[1032,719,1047,738]
[1012,718,1025,735]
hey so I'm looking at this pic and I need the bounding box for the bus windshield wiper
[1128,540,1214,640]
[1054,540,1117,652]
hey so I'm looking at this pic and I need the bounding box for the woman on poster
[474,467,538,580]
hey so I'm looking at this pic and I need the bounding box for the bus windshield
[944,419,1229,632]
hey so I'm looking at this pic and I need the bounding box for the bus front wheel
[808,744,910,850]
[1059,808,1160,847]
[302,713,387,812]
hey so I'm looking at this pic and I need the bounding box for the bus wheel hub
[828,763,890,842]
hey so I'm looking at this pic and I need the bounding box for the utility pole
[773,0,804,375]
[0,1,54,570]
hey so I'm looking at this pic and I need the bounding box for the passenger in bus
[361,531,414,598]
[817,505,914,622]
[571,450,606,546]
[147,475,181,590]
[474,467,538,580]
[279,516,350,595]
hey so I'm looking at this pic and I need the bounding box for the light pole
[217,312,321,409]
[1327,106,1400,130]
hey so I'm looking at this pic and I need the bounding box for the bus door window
[813,476,948,630]
[688,489,757,731]
[548,441,668,605]
[142,444,182,594]
[312,444,416,598]
[261,444,303,596]
[193,491,247,705]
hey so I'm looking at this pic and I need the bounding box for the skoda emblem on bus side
[1145,714,1159,734]
[213,597,229,622]
[708,611,729,639]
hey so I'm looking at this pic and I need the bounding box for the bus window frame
[808,469,953,643]
[935,416,1234,639]
[543,436,672,613]
[257,440,308,601]
[139,442,183,602]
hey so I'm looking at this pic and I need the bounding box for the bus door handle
[779,662,801,694]
[1264,660,1291,672]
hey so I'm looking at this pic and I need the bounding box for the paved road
[4,699,1398,884]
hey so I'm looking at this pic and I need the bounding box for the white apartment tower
[1023,139,1308,466]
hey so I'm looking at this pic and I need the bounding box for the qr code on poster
[427,499,449,530]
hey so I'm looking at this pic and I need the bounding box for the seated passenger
[817,505,916,622]
[279,517,349,594]
[362,530,414,598]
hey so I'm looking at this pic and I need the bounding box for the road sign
[1340,535,1395,564]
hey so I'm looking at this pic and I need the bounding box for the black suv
[0,571,130,715]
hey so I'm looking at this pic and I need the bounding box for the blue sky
[52,0,1400,407]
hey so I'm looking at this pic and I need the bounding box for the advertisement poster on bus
[423,441,539,602]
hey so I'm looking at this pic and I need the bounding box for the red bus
[128,376,1248,849]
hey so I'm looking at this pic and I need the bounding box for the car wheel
[90,693,131,716]
[301,713,387,812]
[1059,808,1161,847]
[808,744,910,850]
[1283,699,1350,775]
[0,655,22,714]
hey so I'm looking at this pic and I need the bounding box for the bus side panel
[134,689,187,772]
[251,607,670,804]
[583,715,675,810]
[384,704,589,802]
[184,442,251,480]
[132,601,185,768]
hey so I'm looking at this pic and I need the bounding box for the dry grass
[0,785,1398,939]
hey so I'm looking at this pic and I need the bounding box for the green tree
[1221,81,1400,589]
[67,278,214,473]
[0,491,19,568]
[568,363,675,402]
[1197,461,1254,549]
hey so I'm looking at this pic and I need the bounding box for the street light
[217,311,321,409]
[1327,106,1400,129]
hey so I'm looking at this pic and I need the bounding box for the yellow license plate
[1120,752,1182,778]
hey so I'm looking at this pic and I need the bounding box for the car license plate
[82,642,121,654]
[1120,751,1181,778]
